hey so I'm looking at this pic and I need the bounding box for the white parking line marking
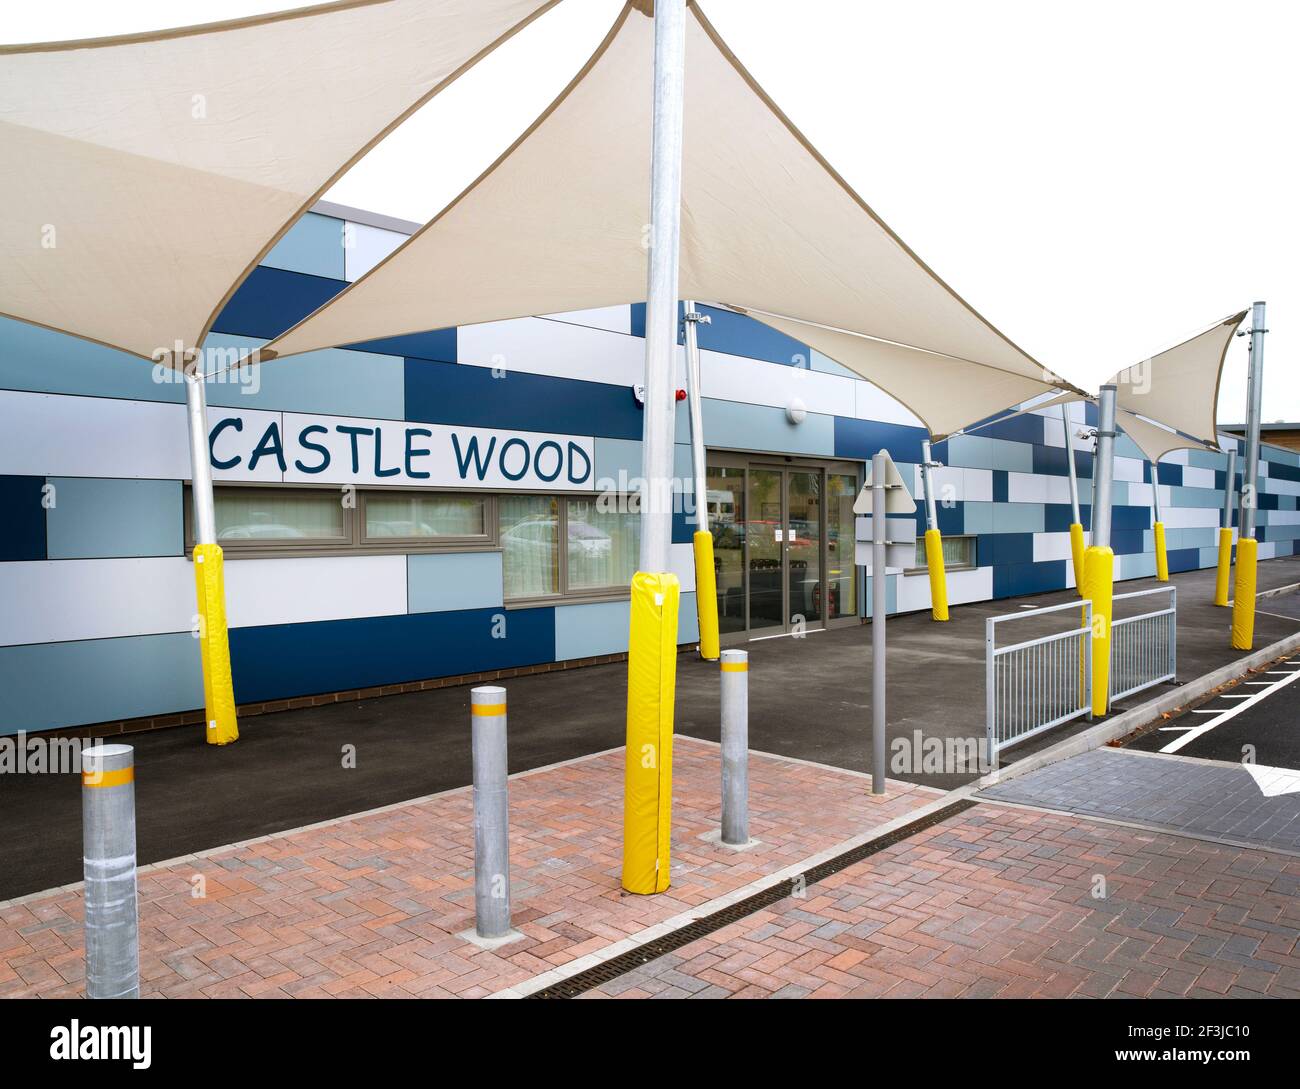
[1160,662,1300,754]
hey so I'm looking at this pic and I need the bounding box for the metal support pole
[471,685,511,940]
[1091,386,1117,549]
[870,451,887,795]
[1240,301,1267,541]
[1062,404,1082,527]
[683,301,709,532]
[919,440,939,531]
[719,649,749,845]
[1222,449,1237,529]
[638,0,687,574]
[1151,458,1163,523]
[82,744,138,999]
[184,363,216,545]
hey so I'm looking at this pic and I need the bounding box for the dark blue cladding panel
[832,418,926,465]
[211,266,346,340]
[1033,444,1069,476]
[977,532,1034,566]
[1074,449,1094,480]
[350,328,457,363]
[977,412,1043,446]
[0,476,46,561]
[672,505,696,544]
[936,502,963,536]
[630,302,811,368]
[229,606,555,704]
[1112,505,1152,531]
[1111,530,1145,556]
[1156,462,1183,486]
[1271,462,1300,483]
[1259,492,1280,511]
[1166,547,1200,574]
[404,358,644,440]
[1044,503,1091,532]
[993,560,1067,599]
[992,471,1008,503]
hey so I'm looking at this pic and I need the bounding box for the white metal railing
[985,599,1092,765]
[1109,586,1177,702]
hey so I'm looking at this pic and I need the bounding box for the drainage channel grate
[525,798,978,999]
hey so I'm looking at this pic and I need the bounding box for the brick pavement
[580,802,1300,999]
[0,738,936,999]
[979,748,1300,854]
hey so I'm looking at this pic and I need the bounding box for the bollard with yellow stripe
[692,530,720,661]
[82,744,139,999]
[1153,521,1169,582]
[923,528,949,622]
[1231,536,1257,650]
[1214,527,1234,607]
[1082,545,1114,717]
[192,544,239,745]
[1069,523,1086,597]
[622,571,680,895]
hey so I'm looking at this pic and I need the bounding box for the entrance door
[704,457,856,640]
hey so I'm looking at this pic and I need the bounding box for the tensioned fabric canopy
[263,1,1082,433]
[0,0,558,363]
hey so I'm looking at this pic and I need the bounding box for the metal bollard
[470,686,511,939]
[82,744,139,999]
[720,650,749,845]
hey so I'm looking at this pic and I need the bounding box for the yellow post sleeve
[192,544,239,745]
[923,528,949,621]
[1231,536,1257,651]
[1082,545,1114,717]
[622,571,679,895]
[1069,523,1086,598]
[692,530,720,660]
[1153,521,1169,582]
[1213,526,1234,606]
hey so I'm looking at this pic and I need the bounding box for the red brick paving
[0,738,935,998]
[581,803,1300,999]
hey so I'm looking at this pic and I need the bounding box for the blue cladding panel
[832,417,926,464]
[1112,505,1152,531]
[936,502,963,536]
[593,437,643,484]
[262,213,345,279]
[0,476,47,561]
[705,400,835,456]
[1044,503,1091,532]
[672,505,696,543]
[229,606,555,703]
[979,412,1043,446]
[1270,461,1300,482]
[992,471,1008,503]
[405,358,643,439]
[977,532,1034,566]
[0,318,182,402]
[46,478,182,559]
[0,633,202,734]
[1166,547,1201,574]
[1033,444,1069,476]
[697,305,809,367]
[1156,462,1183,486]
[212,266,346,340]
[350,329,457,363]
[554,599,629,660]
[1111,529,1146,556]
[993,560,1067,599]
[407,552,503,614]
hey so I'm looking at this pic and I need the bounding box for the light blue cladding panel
[864,574,898,617]
[945,434,1034,473]
[809,349,857,379]
[407,551,503,614]
[0,317,182,402]
[261,212,346,279]
[1114,435,1144,460]
[701,398,835,456]
[678,591,700,643]
[593,437,642,484]
[991,503,1046,533]
[962,504,993,534]
[46,477,183,559]
[1168,485,1225,508]
[202,332,405,419]
[0,632,202,734]
[555,599,629,660]
[1187,449,1229,471]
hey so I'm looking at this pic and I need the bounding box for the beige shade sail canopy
[264,1,1082,432]
[0,0,559,364]
[1108,311,1247,446]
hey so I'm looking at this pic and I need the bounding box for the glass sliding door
[826,473,858,618]
[746,468,784,632]
[786,470,822,627]
[705,465,747,635]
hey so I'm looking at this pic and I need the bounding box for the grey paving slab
[978,748,1300,854]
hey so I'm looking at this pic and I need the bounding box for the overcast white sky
[6,1,1296,423]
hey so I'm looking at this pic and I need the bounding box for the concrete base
[699,828,762,851]
[457,926,525,951]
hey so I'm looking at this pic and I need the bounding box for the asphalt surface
[3,555,1298,901]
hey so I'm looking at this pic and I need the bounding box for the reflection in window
[566,499,639,591]
[499,495,558,598]
[214,490,345,541]
[365,494,484,539]
[826,474,858,617]
[913,534,976,569]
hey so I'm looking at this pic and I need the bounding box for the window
[362,493,486,542]
[566,498,640,591]
[498,496,641,601]
[499,495,559,599]
[911,533,977,572]
[213,489,347,544]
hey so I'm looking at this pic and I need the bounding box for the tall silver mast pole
[1091,386,1117,549]
[1062,404,1082,527]
[638,0,687,573]
[683,301,708,533]
[1240,301,1267,541]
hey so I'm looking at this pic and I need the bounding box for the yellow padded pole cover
[622,571,680,895]
[1154,521,1169,582]
[1231,537,1257,650]
[1082,545,1114,717]
[923,528,949,621]
[1214,527,1234,606]
[192,544,239,745]
[692,530,720,661]
[1069,523,1086,598]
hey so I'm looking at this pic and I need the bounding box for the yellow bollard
[692,530,720,660]
[1082,545,1114,717]
[1213,527,1234,606]
[1231,537,1257,650]
[622,571,679,895]
[1153,521,1169,582]
[192,544,239,745]
[1069,523,1086,597]
[923,528,949,622]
